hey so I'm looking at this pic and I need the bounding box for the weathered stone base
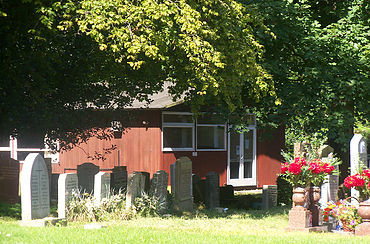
[355,222,370,236]
[174,198,193,212]
[286,226,328,233]
[19,217,66,227]
[288,207,310,229]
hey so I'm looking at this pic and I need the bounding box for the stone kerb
[21,153,50,220]
[94,172,111,204]
[350,134,367,206]
[58,173,78,219]
[174,157,193,212]
[205,172,220,209]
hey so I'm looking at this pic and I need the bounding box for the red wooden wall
[54,110,284,188]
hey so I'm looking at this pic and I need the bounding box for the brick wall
[0,154,20,204]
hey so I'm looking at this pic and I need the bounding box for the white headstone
[58,173,78,219]
[21,153,50,220]
[350,134,367,205]
[94,172,110,204]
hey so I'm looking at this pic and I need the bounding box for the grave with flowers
[280,143,340,232]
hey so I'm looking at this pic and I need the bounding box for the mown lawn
[1,207,369,243]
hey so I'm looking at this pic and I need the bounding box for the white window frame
[162,112,195,151]
[196,118,226,151]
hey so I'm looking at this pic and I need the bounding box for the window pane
[230,161,240,179]
[244,160,252,178]
[197,114,224,124]
[163,127,192,148]
[163,114,193,123]
[197,126,225,149]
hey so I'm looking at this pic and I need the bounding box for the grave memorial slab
[192,174,205,204]
[170,163,176,194]
[110,166,127,194]
[262,185,277,210]
[58,173,78,218]
[174,157,193,211]
[350,134,367,206]
[94,172,110,204]
[21,153,50,220]
[0,155,19,204]
[150,170,169,210]
[77,163,99,194]
[126,172,145,208]
[205,172,220,209]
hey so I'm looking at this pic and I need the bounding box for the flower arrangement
[280,155,338,187]
[323,198,362,232]
[344,167,370,200]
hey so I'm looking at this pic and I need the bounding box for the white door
[227,128,256,186]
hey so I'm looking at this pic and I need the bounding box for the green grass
[1,207,370,243]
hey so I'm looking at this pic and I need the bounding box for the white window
[196,114,226,151]
[162,112,194,151]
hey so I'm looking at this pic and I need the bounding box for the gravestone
[205,172,220,209]
[262,185,278,210]
[150,170,169,211]
[220,185,234,206]
[77,163,99,194]
[294,142,311,158]
[21,153,50,220]
[170,163,176,194]
[350,134,367,206]
[192,174,205,204]
[135,171,150,194]
[319,145,338,208]
[58,173,78,218]
[0,154,19,204]
[126,172,145,208]
[94,172,110,204]
[50,174,59,203]
[174,157,193,211]
[110,166,127,194]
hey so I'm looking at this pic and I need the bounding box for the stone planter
[309,186,322,226]
[292,187,306,209]
[355,199,370,236]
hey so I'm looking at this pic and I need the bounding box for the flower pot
[341,219,354,232]
[355,199,370,235]
[292,187,306,208]
[312,186,321,204]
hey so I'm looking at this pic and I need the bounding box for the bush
[276,175,293,206]
[134,193,168,217]
[0,202,21,219]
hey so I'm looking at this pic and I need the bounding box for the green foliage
[276,175,293,206]
[133,193,167,217]
[0,202,21,219]
[66,191,133,222]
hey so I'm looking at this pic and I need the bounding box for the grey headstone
[318,145,334,158]
[110,166,127,194]
[21,153,50,220]
[192,174,205,204]
[77,163,99,194]
[205,172,220,209]
[319,155,339,208]
[94,172,110,204]
[50,174,59,202]
[126,172,145,209]
[174,157,193,211]
[350,134,367,205]
[58,173,78,219]
[170,163,176,194]
[262,185,278,210]
[150,170,169,211]
[135,171,150,194]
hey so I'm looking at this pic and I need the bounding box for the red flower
[344,175,354,189]
[309,161,321,174]
[288,162,302,175]
[281,163,288,174]
[352,174,365,187]
[323,163,335,174]
[362,169,370,178]
[294,157,307,166]
[324,216,329,222]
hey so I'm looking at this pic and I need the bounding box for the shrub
[134,193,168,217]
[276,175,292,206]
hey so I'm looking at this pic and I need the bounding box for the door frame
[227,127,257,187]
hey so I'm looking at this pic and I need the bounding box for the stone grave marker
[262,185,278,210]
[150,170,169,210]
[205,172,220,209]
[110,166,127,194]
[21,153,50,220]
[220,185,234,206]
[135,171,150,194]
[126,172,145,208]
[170,163,176,194]
[94,172,111,204]
[58,173,78,218]
[174,157,193,211]
[319,145,338,209]
[50,174,59,203]
[350,134,367,205]
[0,154,19,204]
[77,163,99,194]
[192,174,205,204]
